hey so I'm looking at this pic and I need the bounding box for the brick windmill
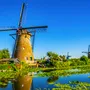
[0,3,48,63]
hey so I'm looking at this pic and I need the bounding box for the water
[0,73,90,90]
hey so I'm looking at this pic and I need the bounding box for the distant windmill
[82,45,90,59]
[66,52,71,60]
[0,3,48,63]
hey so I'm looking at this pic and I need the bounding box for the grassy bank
[0,63,90,88]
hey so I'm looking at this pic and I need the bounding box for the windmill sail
[0,2,48,63]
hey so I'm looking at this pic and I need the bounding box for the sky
[0,0,90,58]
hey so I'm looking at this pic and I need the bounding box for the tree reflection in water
[0,78,8,88]
[13,75,32,90]
[47,76,59,84]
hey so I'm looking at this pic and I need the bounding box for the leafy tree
[0,49,10,59]
[46,52,60,67]
[70,58,80,66]
[47,52,60,60]
[80,55,88,64]
[47,52,53,58]
[47,76,59,84]
[59,55,66,61]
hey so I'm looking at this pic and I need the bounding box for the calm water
[0,73,90,90]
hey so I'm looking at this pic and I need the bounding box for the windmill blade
[0,28,17,31]
[9,34,16,35]
[18,3,25,27]
[28,29,46,33]
[82,52,88,54]
[28,30,36,34]
[22,26,48,30]
[88,45,90,52]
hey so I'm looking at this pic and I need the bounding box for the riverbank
[0,64,90,77]
[1,63,90,89]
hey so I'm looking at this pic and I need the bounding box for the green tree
[47,52,60,60]
[59,55,66,61]
[0,49,10,59]
[80,55,88,64]
[46,52,60,67]
[47,52,53,58]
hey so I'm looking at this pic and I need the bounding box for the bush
[80,55,88,64]
[0,49,10,59]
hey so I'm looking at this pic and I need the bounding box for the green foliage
[0,49,10,59]
[10,64,18,71]
[80,55,88,64]
[54,61,61,68]
[69,58,88,66]
[47,52,60,60]
[0,64,9,70]
[46,52,67,67]
[41,52,90,68]
[54,83,72,90]
[54,81,90,90]
[36,51,90,68]
[59,55,66,61]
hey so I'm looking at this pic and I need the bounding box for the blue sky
[0,0,90,58]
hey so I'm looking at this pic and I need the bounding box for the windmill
[0,3,48,63]
[66,52,71,60]
[82,45,90,59]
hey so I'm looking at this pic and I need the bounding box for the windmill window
[25,35,27,38]
[23,47,25,50]
[25,57,28,60]
[30,57,32,61]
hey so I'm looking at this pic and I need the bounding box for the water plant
[54,81,90,90]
